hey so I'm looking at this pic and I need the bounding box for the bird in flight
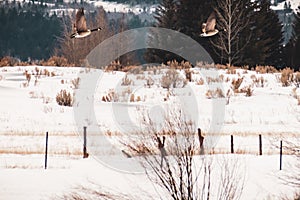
[200,12,219,37]
[70,7,102,39]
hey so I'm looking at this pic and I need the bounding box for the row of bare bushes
[0,56,74,67]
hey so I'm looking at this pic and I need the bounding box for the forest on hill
[0,0,300,70]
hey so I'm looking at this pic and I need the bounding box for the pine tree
[242,0,284,67]
[145,0,214,64]
[155,0,177,30]
[144,0,180,64]
[285,7,300,70]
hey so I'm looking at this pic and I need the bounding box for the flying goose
[200,12,219,37]
[70,7,102,39]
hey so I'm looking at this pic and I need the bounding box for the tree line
[0,2,62,60]
[147,0,300,70]
[0,1,152,64]
[1,0,300,70]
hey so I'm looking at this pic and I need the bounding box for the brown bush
[121,75,133,86]
[161,69,187,89]
[226,66,237,74]
[251,75,265,87]
[0,56,18,67]
[71,77,80,89]
[56,89,73,106]
[245,86,253,97]
[205,88,224,98]
[231,77,243,92]
[167,60,191,69]
[255,65,278,74]
[196,78,205,85]
[41,56,71,67]
[295,72,300,88]
[102,89,118,102]
[281,68,294,87]
[130,94,135,102]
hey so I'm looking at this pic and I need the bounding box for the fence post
[280,140,283,170]
[231,135,234,154]
[45,132,48,169]
[198,128,204,154]
[259,134,262,155]
[83,126,89,158]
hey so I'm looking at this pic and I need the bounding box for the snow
[0,66,299,199]
[92,0,157,14]
[271,0,300,12]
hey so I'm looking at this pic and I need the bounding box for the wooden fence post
[45,132,48,169]
[231,135,234,154]
[259,134,262,155]
[198,128,204,154]
[83,126,89,158]
[280,140,283,170]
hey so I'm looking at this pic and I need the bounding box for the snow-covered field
[0,65,299,199]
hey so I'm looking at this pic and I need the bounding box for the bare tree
[56,7,111,65]
[212,0,251,66]
[121,109,245,200]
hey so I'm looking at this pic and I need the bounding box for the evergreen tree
[144,0,179,64]
[0,3,62,60]
[285,7,300,70]
[155,0,177,29]
[145,0,214,64]
[242,0,284,67]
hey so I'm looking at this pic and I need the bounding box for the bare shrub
[56,89,73,106]
[255,65,278,74]
[215,88,225,98]
[121,75,133,86]
[42,69,51,76]
[226,66,237,74]
[294,72,300,88]
[121,110,244,200]
[196,78,205,85]
[251,75,265,87]
[102,89,118,102]
[130,94,135,102]
[71,77,80,89]
[167,60,191,69]
[41,56,71,67]
[206,90,213,99]
[0,56,18,67]
[207,76,222,84]
[161,69,187,89]
[206,88,225,99]
[145,77,154,88]
[245,86,253,97]
[226,89,232,105]
[185,68,192,82]
[281,68,294,87]
[24,70,31,84]
[231,77,243,92]
[292,88,298,99]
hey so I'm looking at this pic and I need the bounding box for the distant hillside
[99,0,160,5]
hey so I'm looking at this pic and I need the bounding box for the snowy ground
[0,65,299,199]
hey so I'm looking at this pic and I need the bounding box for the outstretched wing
[75,7,87,32]
[205,12,216,32]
